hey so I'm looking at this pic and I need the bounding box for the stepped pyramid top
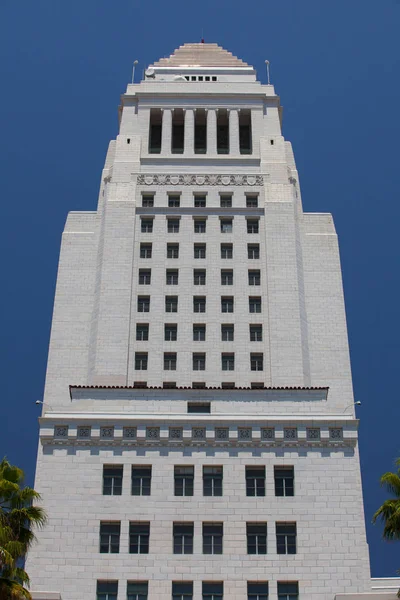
[152,42,251,68]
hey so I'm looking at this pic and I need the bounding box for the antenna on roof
[265,60,271,85]
[132,60,138,84]
[201,28,204,43]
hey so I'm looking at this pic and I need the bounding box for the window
[168,195,181,208]
[221,382,235,389]
[165,324,177,341]
[194,219,207,233]
[203,466,223,497]
[131,466,152,496]
[164,352,177,370]
[174,466,194,496]
[194,195,206,207]
[166,296,178,313]
[247,523,267,554]
[202,582,223,600]
[140,243,152,259]
[97,581,118,600]
[171,109,184,154]
[276,523,297,554]
[221,244,233,259]
[139,269,151,285]
[173,523,194,554]
[99,522,120,553]
[141,219,153,233]
[142,194,154,207]
[103,466,123,496]
[277,583,298,600]
[129,522,150,554]
[247,219,259,234]
[221,324,234,341]
[221,270,233,285]
[192,382,206,390]
[217,108,229,154]
[164,382,177,389]
[135,352,148,370]
[248,270,260,286]
[251,382,264,389]
[274,466,294,497]
[193,324,206,341]
[127,582,148,600]
[247,582,269,600]
[221,296,234,313]
[166,269,179,285]
[195,107,207,154]
[246,195,258,208]
[246,466,266,497]
[250,353,263,371]
[149,108,162,154]
[194,296,206,313]
[248,244,260,259]
[239,110,252,154]
[194,244,206,259]
[220,195,232,208]
[167,243,179,259]
[249,297,261,313]
[203,523,223,554]
[136,324,149,341]
[188,402,210,413]
[193,353,206,370]
[220,219,233,233]
[172,582,193,600]
[221,353,234,371]
[168,219,180,233]
[250,325,262,342]
[194,269,206,285]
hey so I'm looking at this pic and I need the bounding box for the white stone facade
[27,43,396,600]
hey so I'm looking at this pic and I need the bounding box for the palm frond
[380,472,400,497]
[0,577,32,600]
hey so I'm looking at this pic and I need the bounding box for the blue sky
[1,0,399,578]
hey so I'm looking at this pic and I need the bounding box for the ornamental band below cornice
[136,174,264,187]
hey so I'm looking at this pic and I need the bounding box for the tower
[28,43,375,600]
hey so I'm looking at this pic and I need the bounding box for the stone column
[184,108,195,156]
[207,108,217,155]
[161,108,172,156]
[229,108,240,155]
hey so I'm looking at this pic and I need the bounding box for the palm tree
[0,458,47,600]
[373,457,400,598]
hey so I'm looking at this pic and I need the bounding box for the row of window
[134,352,264,371]
[137,296,262,313]
[139,243,260,259]
[99,520,297,555]
[141,193,259,208]
[97,580,299,600]
[137,323,262,342]
[103,465,294,497]
[140,217,260,234]
[138,269,261,286]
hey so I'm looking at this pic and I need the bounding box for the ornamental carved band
[137,174,263,187]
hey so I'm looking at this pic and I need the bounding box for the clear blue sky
[1,0,399,578]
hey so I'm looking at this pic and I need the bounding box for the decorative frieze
[137,173,263,187]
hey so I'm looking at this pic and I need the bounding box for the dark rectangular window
[195,108,207,154]
[247,582,269,600]
[168,219,180,233]
[142,195,154,208]
[221,382,235,389]
[194,219,207,233]
[274,467,294,497]
[203,466,223,497]
[173,581,193,600]
[250,325,262,342]
[164,352,177,370]
[192,382,206,389]
[221,270,233,285]
[129,522,150,554]
[135,352,148,370]
[247,523,267,554]
[217,109,229,154]
[166,296,178,313]
[188,402,210,413]
[220,219,233,233]
[172,109,184,154]
[221,244,233,259]
[202,582,223,600]
[103,466,123,496]
[166,269,179,285]
[221,324,234,341]
[221,296,234,313]
[127,582,148,600]
[246,466,265,497]
[246,195,258,208]
[220,195,232,208]
[276,523,297,554]
[167,243,179,259]
[140,243,152,259]
[194,269,206,285]
[168,195,181,208]
[194,195,206,207]
[174,466,194,496]
[165,324,178,341]
[203,523,223,554]
[247,219,259,234]
[248,244,260,259]
[249,297,262,313]
[193,324,206,341]
[277,583,298,600]
[97,581,118,600]
[173,523,194,554]
[137,296,150,312]
[194,296,206,313]
[131,466,152,496]
[193,353,206,370]
[141,219,153,233]
[139,269,151,285]
[149,108,162,154]
[251,353,263,371]
[239,109,252,154]
[194,244,206,259]
[248,270,260,286]
[99,522,120,553]
[221,353,234,371]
